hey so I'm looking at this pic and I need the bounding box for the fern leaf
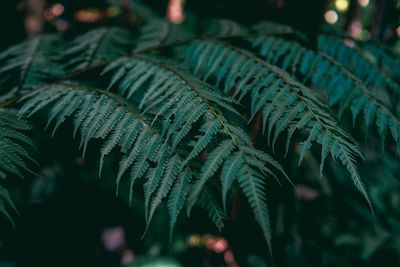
[238,166,272,255]
[202,19,248,38]
[104,55,287,236]
[134,20,194,52]
[0,109,35,179]
[63,27,134,72]
[167,168,192,239]
[196,187,225,232]
[19,84,192,230]
[251,36,400,154]
[0,109,36,229]
[0,35,62,100]
[317,35,400,98]
[187,41,368,203]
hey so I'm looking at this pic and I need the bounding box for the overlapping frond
[251,36,400,153]
[103,56,287,251]
[202,19,248,38]
[318,34,400,97]
[0,109,35,227]
[134,20,194,52]
[0,35,62,101]
[19,83,193,227]
[186,41,370,206]
[361,42,400,78]
[320,24,400,78]
[63,27,134,72]
[0,109,35,179]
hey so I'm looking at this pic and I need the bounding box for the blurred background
[0,1,399,267]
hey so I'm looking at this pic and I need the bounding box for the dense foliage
[0,2,400,266]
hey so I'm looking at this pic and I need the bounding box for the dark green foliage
[0,35,62,101]
[0,14,399,260]
[251,36,400,153]
[0,109,35,226]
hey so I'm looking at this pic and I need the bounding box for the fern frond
[196,186,225,232]
[19,83,190,224]
[63,27,134,73]
[252,21,296,35]
[167,168,192,239]
[317,35,400,97]
[0,184,18,228]
[251,36,400,153]
[0,109,35,179]
[202,19,248,38]
[320,24,400,78]
[0,109,35,229]
[134,20,194,52]
[0,35,62,101]
[187,41,369,205]
[238,165,273,256]
[361,42,400,78]
[103,56,287,246]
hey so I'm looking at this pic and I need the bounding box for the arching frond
[103,56,287,250]
[0,109,35,227]
[19,83,190,225]
[0,109,35,179]
[196,186,225,232]
[361,42,400,78]
[251,36,400,153]
[320,23,400,78]
[134,20,194,52]
[187,41,370,207]
[63,27,134,73]
[202,19,248,38]
[0,35,62,101]
[317,35,400,97]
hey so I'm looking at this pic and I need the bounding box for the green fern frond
[63,27,134,72]
[186,41,369,205]
[361,42,400,78]
[196,185,225,232]
[0,184,18,228]
[202,19,248,38]
[103,55,287,246]
[167,168,192,239]
[19,83,190,221]
[252,21,296,35]
[0,109,35,179]
[0,35,62,101]
[251,36,400,153]
[0,109,35,228]
[134,20,194,52]
[317,35,400,98]
[320,23,400,78]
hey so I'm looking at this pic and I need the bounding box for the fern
[251,36,400,153]
[0,109,35,179]
[102,55,287,250]
[0,109,35,228]
[0,35,62,101]
[3,15,398,255]
[63,27,135,73]
[134,20,195,52]
[202,19,249,38]
[317,34,400,98]
[186,40,370,206]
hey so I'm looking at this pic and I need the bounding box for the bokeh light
[358,0,370,7]
[335,0,350,12]
[167,0,185,24]
[325,10,338,24]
